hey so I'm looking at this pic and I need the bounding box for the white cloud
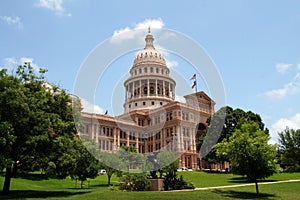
[110,18,164,43]
[35,0,71,16]
[80,98,105,114]
[0,16,23,29]
[269,113,300,144]
[263,73,300,99]
[275,63,292,74]
[165,58,178,68]
[2,57,41,72]
[134,18,164,30]
[297,64,300,71]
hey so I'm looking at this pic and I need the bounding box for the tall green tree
[156,151,179,191]
[278,128,300,169]
[0,64,79,194]
[98,152,124,186]
[197,106,268,164]
[119,145,142,171]
[214,120,279,195]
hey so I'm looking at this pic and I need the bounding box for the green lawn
[1,171,300,199]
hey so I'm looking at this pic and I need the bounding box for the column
[172,84,175,99]
[91,119,94,139]
[139,79,142,97]
[155,79,158,96]
[113,127,117,152]
[95,124,99,143]
[126,131,130,146]
[135,132,139,153]
[117,128,120,150]
[147,79,150,96]
[160,130,163,149]
[189,128,192,152]
[163,81,165,96]
[169,83,171,97]
[153,132,156,151]
[176,126,180,153]
[132,82,134,98]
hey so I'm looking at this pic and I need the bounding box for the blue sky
[1,0,300,143]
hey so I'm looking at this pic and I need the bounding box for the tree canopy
[197,106,268,163]
[278,128,300,170]
[0,65,98,194]
[214,120,279,195]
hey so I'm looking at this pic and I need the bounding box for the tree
[0,64,78,194]
[156,151,179,190]
[46,137,99,188]
[278,128,300,170]
[119,145,142,171]
[214,120,279,195]
[197,106,268,164]
[98,152,124,186]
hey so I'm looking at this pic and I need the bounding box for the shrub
[164,174,195,190]
[119,174,150,191]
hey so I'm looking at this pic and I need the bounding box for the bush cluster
[163,174,195,191]
[119,174,150,191]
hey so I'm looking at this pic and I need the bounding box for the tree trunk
[108,174,111,186]
[2,164,12,195]
[80,180,84,189]
[255,181,259,196]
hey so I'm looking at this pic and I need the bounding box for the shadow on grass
[15,173,49,181]
[229,177,251,184]
[229,177,278,184]
[90,183,111,188]
[213,189,277,199]
[0,190,90,199]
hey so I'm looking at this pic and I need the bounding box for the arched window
[157,86,160,94]
[150,86,154,95]
[166,88,169,96]
[144,87,148,95]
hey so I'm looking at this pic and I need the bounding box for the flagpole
[195,74,198,93]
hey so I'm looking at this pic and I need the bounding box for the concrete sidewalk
[194,180,300,191]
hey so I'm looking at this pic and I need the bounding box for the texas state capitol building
[80,30,215,169]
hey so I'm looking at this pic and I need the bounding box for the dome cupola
[124,29,176,113]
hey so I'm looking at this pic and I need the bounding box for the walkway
[168,180,300,192]
[194,179,300,191]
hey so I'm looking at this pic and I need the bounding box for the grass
[0,171,300,199]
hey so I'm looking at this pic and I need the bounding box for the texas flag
[191,81,196,89]
[190,74,196,80]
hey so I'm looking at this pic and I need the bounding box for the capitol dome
[132,30,167,69]
[124,29,176,113]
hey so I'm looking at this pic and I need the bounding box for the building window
[139,68,142,74]
[85,125,89,133]
[157,86,160,94]
[150,86,154,95]
[161,69,164,74]
[156,68,159,73]
[150,67,153,73]
[160,102,163,105]
[135,103,138,107]
[135,70,137,75]
[152,101,155,105]
[129,104,131,108]
[144,67,147,73]
[144,87,147,95]
[143,102,146,106]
